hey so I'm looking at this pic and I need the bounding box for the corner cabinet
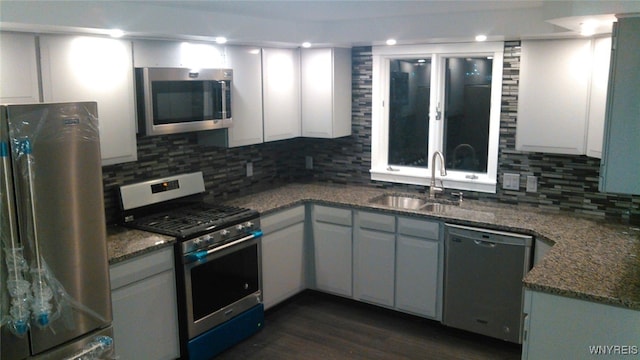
[517,37,610,157]
[301,48,352,138]
[261,206,306,310]
[262,47,301,142]
[310,205,353,297]
[599,16,640,195]
[0,32,40,104]
[39,35,137,165]
[110,247,180,360]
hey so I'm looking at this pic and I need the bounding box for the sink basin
[369,195,428,210]
[368,194,453,211]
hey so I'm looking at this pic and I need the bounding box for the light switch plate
[503,173,520,190]
[526,175,538,192]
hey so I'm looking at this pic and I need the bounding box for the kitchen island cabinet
[522,290,640,359]
[310,205,353,297]
[261,205,306,310]
[0,32,40,104]
[39,35,137,165]
[110,247,180,360]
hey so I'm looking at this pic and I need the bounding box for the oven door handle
[187,230,263,263]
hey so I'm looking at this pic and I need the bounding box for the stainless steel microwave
[135,67,232,136]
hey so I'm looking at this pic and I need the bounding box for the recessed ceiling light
[109,29,124,38]
[475,34,487,42]
[302,42,311,48]
[386,39,397,46]
[215,37,227,44]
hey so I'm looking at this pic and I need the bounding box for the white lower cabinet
[353,211,442,319]
[522,290,640,360]
[109,247,180,360]
[261,206,306,310]
[311,205,353,297]
[354,211,396,307]
[395,217,441,320]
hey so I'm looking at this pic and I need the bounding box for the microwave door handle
[220,80,227,118]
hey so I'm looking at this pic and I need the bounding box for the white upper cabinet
[39,35,137,165]
[599,16,640,195]
[301,48,352,138]
[132,40,226,68]
[0,32,40,104]
[262,48,301,142]
[517,37,610,157]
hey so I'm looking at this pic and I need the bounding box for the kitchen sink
[368,193,456,211]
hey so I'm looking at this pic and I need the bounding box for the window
[371,43,504,193]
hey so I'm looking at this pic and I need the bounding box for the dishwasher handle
[473,239,497,248]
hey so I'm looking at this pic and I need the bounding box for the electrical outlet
[526,175,538,192]
[305,156,313,170]
[246,162,253,177]
[502,173,520,190]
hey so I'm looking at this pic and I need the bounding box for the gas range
[117,172,265,359]
[118,172,260,252]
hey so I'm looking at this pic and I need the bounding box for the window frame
[371,42,504,193]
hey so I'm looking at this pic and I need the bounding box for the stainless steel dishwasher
[443,224,532,343]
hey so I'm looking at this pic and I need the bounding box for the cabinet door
[354,228,395,306]
[313,221,352,297]
[110,248,180,360]
[585,37,612,158]
[0,32,39,104]
[262,222,305,309]
[225,46,264,147]
[301,48,351,138]
[517,39,592,155]
[599,17,640,195]
[396,235,439,319]
[39,35,137,165]
[262,48,301,142]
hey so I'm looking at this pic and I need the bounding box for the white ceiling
[1,1,640,46]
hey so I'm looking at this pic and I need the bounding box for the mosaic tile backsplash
[102,43,639,225]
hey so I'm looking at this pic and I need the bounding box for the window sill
[370,168,497,194]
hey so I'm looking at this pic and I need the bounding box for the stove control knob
[245,221,254,230]
[236,224,245,231]
[220,229,231,238]
[202,235,213,245]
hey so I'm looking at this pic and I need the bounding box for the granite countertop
[105,182,640,310]
[223,183,640,311]
[107,226,175,264]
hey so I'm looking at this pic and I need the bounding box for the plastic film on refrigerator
[2,102,112,359]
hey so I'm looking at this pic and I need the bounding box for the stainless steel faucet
[429,151,447,199]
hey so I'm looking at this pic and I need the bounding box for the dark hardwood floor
[216,291,522,360]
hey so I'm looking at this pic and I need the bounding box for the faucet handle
[451,192,463,204]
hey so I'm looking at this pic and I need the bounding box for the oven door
[183,233,262,339]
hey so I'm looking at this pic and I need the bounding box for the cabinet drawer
[110,247,174,290]
[262,206,305,234]
[397,217,440,240]
[357,211,395,233]
[314,205,352,226]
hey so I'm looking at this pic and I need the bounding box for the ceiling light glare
[386,39,397,46]
[109,29,124,38]
[580,21,597,36]
[475,34,487,42]
[418,59,426,63]
[215,37,227,44]
[302,42,311,48]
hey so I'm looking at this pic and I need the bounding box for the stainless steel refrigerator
[1,102,114,359]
